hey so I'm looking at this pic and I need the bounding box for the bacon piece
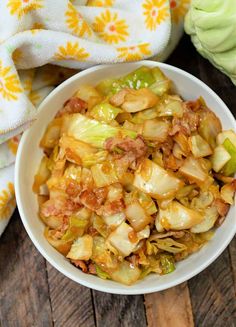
[56,97,88,117]
[88,263,97,275]
[185,99,202,112]
[66,180,81,197]
[93,187,108,205]
[105,135,147,158]
[88,226,99,237]
[97,198,125,216]
[80,190,101,211]
[41,197,81,218]
[41,200,62,217]
[170,108,200,136]
[71,259,88,273]
[105,136,147,171]
[214,198,230,217]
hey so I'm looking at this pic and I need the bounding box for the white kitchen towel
[0,0,190,235]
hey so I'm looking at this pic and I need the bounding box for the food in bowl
[33,66,236,286]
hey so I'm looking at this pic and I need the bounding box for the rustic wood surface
[0,35,236,327]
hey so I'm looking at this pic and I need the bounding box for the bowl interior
[15,61,236,295]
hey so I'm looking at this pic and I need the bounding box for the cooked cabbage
[66,235,93,260]
[63,113,136,148]
[133,159,183,199]
[36,65,235,286]
[156,201,204,231]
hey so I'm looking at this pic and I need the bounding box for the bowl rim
[15,60,236,294]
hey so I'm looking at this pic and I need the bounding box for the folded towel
[0,0,190,236]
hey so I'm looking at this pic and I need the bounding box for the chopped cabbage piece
[90,103,122,123]
[64,164,82,181]
[95,265,111,280]
[137,225,150,239]
[133,159,183,199]
[123,120,143,134]
[96,66,156,95]
[91,162,119,187]
[40,118,63,149]
[156,95,183,118]
[62,215,89,241]
[125,201,152,231]
[160,254,175,274]
[92,236,118,270]
[156,201,204,231]
[198,110,222,148]
[137,191,157,215]
[63,113,136,148]
[211,145,231,173]
[143,119,170,142]
[189,134,213,158]
[92,214,109,238]
[179,157,208,184]
[222,138,236,176]
[66,235,93,260]
[220,182,236,205]
[44,228,72,255]
[217,130,236,148]
[107,222,137,257]
[122,66,156,90]
[75,85,101,102]
[109,260,141,285]
[75,85,102,109]
[110,88,159,113]
[33,156,51,194]
[190,206,219,233]
[150,238,187,254]
[102,212,126,228]
[149,67,171,96]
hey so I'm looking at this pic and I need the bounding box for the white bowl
[15,61,236,295]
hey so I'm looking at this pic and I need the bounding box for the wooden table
[0,35,236,327]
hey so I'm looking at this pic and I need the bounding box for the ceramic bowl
[15,61,236,294]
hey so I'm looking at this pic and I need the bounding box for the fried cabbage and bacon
[33,66,236,285]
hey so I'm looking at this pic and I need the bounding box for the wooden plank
[229,237,236,293]
[46,262,95,327]
[144,282,194,327]
[0,210,53,327]
[92,291,147,327]
[188,249,236,326]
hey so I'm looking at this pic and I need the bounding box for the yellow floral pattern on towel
[66,3,93,37]
[143,0,169,31]
[54,41,90,61]
[0,60,22,101]
[93,9,129,44]
[0,0,189,236]
[7,0,44,18]
[117,43,152,61]
[0,183,15,220]
[88,0,114,6]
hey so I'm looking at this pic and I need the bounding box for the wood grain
[0,210,52,327]
[144,282,194,327]
[229,237,236,294]
[92,291,147,327]
[188,249,236,326]
[46,262,95,327]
